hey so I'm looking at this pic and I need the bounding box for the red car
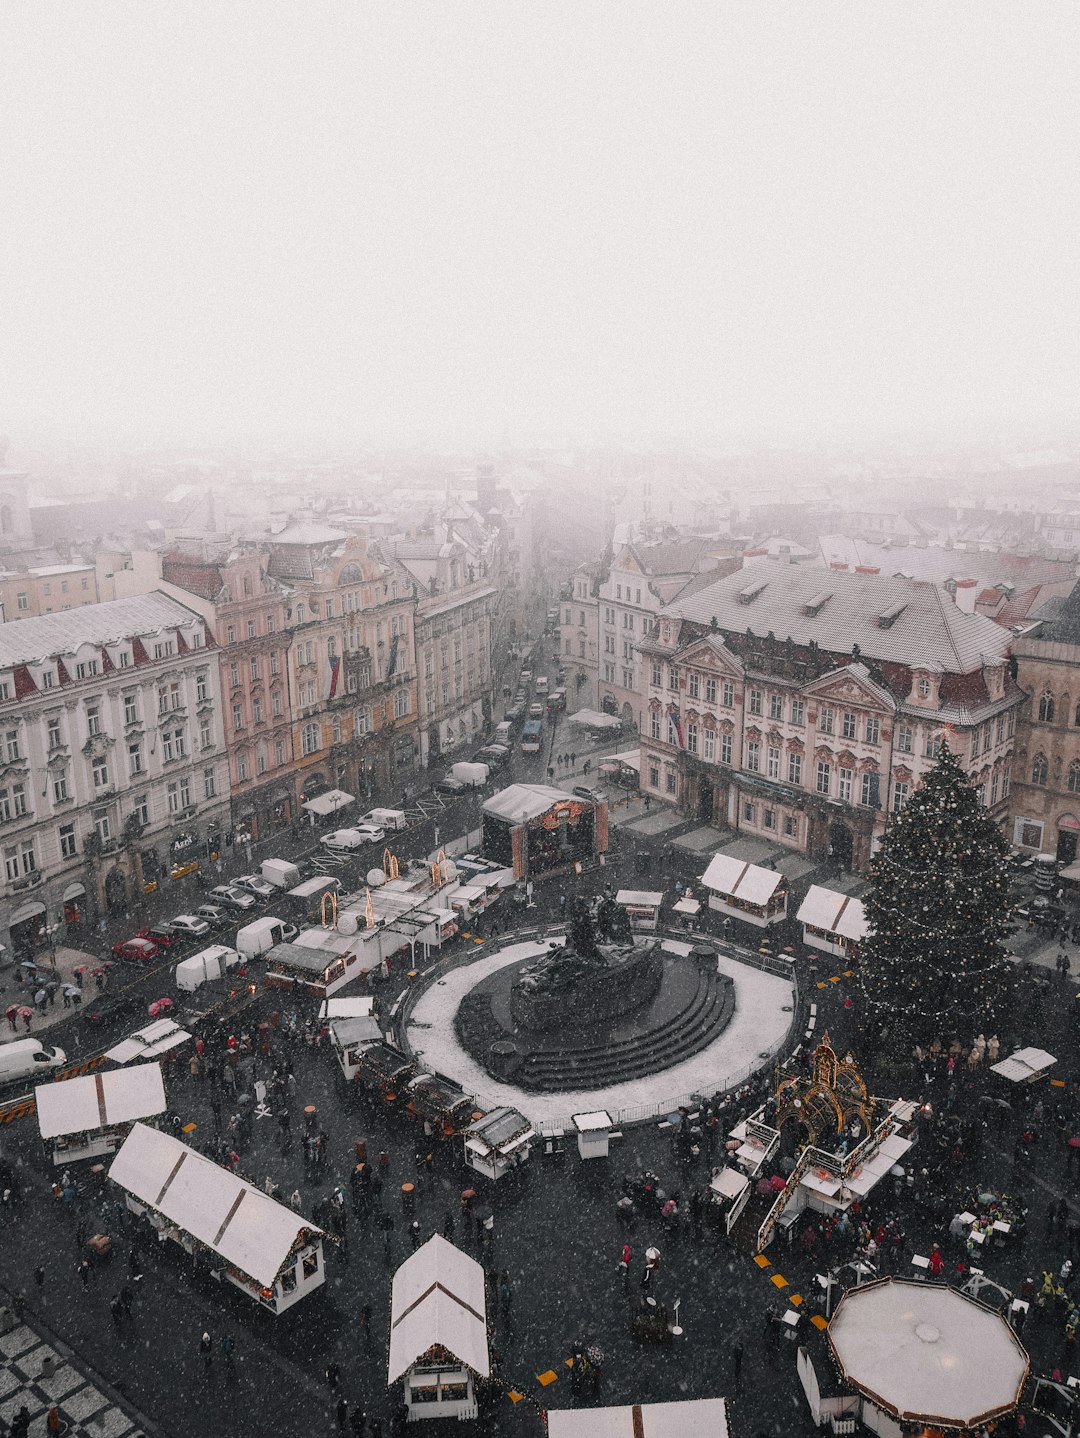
[111,937,159,964]
[137,925,181,950]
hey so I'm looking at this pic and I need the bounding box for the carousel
[825,1277,1029,1433]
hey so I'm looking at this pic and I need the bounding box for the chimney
[953,578,978,613]
[741,548,768,569]
[829,561,849,571]
[855,565,880,575]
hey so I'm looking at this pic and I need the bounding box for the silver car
[233,874,276,900]
[170,913,213,939]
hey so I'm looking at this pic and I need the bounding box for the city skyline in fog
[2,3,1079,457]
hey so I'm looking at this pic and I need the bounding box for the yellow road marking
[810,1313,829,1330]
[753,1254,771,1268]
[770,1273,788,1289]
[537,1370,558,1387]
[789,1293,803,1306]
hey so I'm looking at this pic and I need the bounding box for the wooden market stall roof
[36,1062,167,1141]
[700,853,784,906]
[108,1123,324,1289]
[990,1046,1057,1083]
[547,1398,730,1436]
[796,885,868,944]
[388,1234,489,1384]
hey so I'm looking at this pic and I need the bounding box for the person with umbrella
[19,1006,32,1032]
[33,987,48,1015]
[5,1004,18,1032]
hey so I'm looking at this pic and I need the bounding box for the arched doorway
[829,822,854,871]
[104,866,128,915]
[698,780,714,822]
[62,882,86,926]
[600,694,618,716]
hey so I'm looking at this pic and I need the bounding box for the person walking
[33,1265,45,1301]
[325,1361,341,1392]
[76,1259,91,1290]
[619,1241,633,1293]
[360,1303,373,1353]
[336,1396,349,1430]
[199,1330,213,1372]
[220,1333,235,1369]
[732,1338,744,1391]
[349,1406,367,1437]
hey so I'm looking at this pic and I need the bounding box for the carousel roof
[827,1278,1028,1428]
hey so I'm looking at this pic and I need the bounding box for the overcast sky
[1,3,1078,453]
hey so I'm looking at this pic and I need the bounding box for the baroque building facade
[637,565,1022,873]
[0,593,229,953]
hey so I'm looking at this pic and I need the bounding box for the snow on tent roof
[796,885,868,943]
[481,784,575,824]
[566,709,622,730]
[990,1046,1057,1083]
[546,1398,730,1437]
[700,853,783,906]
[388,1234,489,1382]
[108,1123,324,1290]
[36,1062,167,1141]
[105,1019,192,1064]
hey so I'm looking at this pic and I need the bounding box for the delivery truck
[236,917,298,957]
[450,761,489,787]
[361,808,408,832]
[261,858,302,890]
[175,945,241,992]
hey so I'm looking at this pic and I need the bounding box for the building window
[918,677,931,697]
[256,749,266,775]
[719,679,731,707]
[271,690,282,718]
[52,771,68,804]
[232,704,244,731]
[152,641,174,660]
[1002,763,1011,797]
[688,673,699,700]
[838,768,853,802]
[971,728,981,759]
[133,795,149,826]
[91,757,109,790]
[763,807,775,830]
[1038,690,1056,723]
[247,619,257,639]
[650,710,661,743]
[275,739,286,767]
[167,781,179,813]
[720,733,732,765]
[668,665,679,691]
[647,763,659,788]
[226,626,237,644]
[197,718,211,751]
[893,780,909,811]
[203,767,217,800]
[749,688,763,717]
[743,801,755,822]
[990,769,1000,804]
[1068,761,1080,794]
[746,741,760,772]
[622,668,634,689]
[124,694,138,725]
[767,746,780,779]
[896,724,912,753]
[665,771,676,795]
[41,671,54,689]
[94,812,110,845]
[791,699,805,727]
[783,814,798,839]
[302,722,320,756]
[270,652,280,676]
[770,693,783,721]
[47,718,62,750]
[704,730,715,762]
[925,734,942,759]
[816,761,831,795]
[86,707,101,739]
[861,771,880,807]
[819,706,834,735]
[230,662,240,688]
[865,717,880,745]
[842,711,857,740]
[564,639,571,655]
[1031,753,1049,786]
[252,696,263,724]
[687,722,698,755]
[788,753,802,786]
[16,593,27,612]
[59,823,77,859]
[74,660,98,680]
[128,742,143,776]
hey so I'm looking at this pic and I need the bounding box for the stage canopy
[302,788,355,816]
[482,784,577,825]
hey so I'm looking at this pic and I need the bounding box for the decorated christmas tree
[858,740,1015,1066]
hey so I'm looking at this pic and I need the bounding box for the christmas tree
[858,740,1015,1066]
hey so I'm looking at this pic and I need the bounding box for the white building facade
[0,593,229,952]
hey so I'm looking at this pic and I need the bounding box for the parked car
[208,885,257,912]
[520,669,532,684]
[320,825,385,852]
[431,775,467,795]
[195,904,231,930]
[573,786,605,802]
[233,873,276,901]
[137,925,182,950]
[167,914,212,940]
[112,937,159,964]
[529,702,544,719]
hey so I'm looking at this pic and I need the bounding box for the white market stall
[302,788,355,818]
[826,1278,1029,1432]
[547,1398,730,1437]
[701,854,787,928]
[328,1015,382,1080]
[566,708,623,733]
[707,1165,752,1238]
[36,1062,167,1166]
[572,1110,614,1160]
[463,1107,534,1181]
[796,885,868,959]
[615,890,665,931]
[388,1235,489,1422]
[109,1123,326,1313]
[105,1019,193,1067]
[991,1046,1057,1084]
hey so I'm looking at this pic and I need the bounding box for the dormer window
[918,678,931,698]
[738,579,768,605]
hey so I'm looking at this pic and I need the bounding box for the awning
[302,789,355,817]
[566,709,622,730]
[10,901,46,925]
[616,890,664,907]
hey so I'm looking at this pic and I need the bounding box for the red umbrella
[148,998,175,1018]
[1068,1136,1080,1149]
[73,965,87,975]
[755,1177,774,1198]
[5,1004,18,1021]
[17,1006,33,1019]
[769,1174,788,1192]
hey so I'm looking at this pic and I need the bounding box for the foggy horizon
[3,3,1080,460]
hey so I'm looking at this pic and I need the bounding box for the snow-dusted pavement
[406,937,795,1128]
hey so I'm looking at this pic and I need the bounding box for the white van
[362,808,408,832]
[175,945,241,993]
[494,721,513,745]
[261,858,302,890]
[0,1039,67,1087]
[236,917,298,958]
[451,761,489,787]
[535,675,549,696]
